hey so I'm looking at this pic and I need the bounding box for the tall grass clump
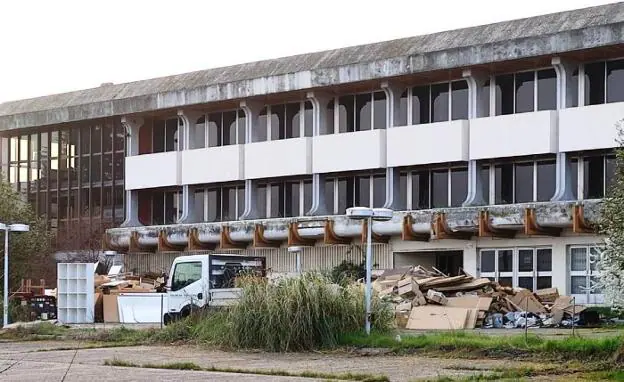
[228,273,393,351]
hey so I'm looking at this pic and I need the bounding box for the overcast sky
[0,0,617,104]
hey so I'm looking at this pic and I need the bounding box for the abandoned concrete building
[2,3,624,304]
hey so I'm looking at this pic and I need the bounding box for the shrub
[227,273,393,351]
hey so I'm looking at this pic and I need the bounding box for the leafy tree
[0,176,53,296]
[599,121,624,307]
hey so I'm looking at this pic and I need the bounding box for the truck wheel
[180,305,200,319]
[163,313,173,326]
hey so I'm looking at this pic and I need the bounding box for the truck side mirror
[197,293,203,300]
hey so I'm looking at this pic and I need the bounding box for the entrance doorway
[394,250,464,276]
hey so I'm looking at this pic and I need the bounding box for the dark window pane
[515,162,534,203]
[207,189,219,222]
[236,187,244,220]
[152,121,165,152]
[606,155,616,194]
[518,249,534,272]
[91,126,102,154]
[431,170,448,208]
[286,103,301,139]
[451,81,469,120]
[399,172,408,210]
[207,114,221,147]
[194,190,204,222]
[537,160,556,202]
[481,250,495,273]
[498,277,513,287]
[571,276,587,294]
[412,86,430,124]
[80,127,90,155]
[372,92,386,129]
[194,120,206,149]
[223,111,237,146]
[270,105,285,140]
[373,175,386,208]
[431,83,449,122]
[495,74,514,115]
[355,94,372,131]
[537,248,552,272]
[398,91,408,126]
[570,69,579,108]
[103,124,113,153]
[607,59,624,103]
[481,166,490,204]
[495,164,513,204]
[325,179,335,214]
[498,250,513,272]
[237,110,246,144]
[412,171,430,209]
[223,187,237,221]
[303,181,312,215]
[303,101,313,137]
[585,62,606,106]
[257,108,268,142]
[537,69,557,111]
[338,95,355,133]
[515,71,535,113]
[518,277,534,291]
[450,168,468,207]
[270,184,282,217]
[103,154,113,182]
[584,156,605,199]
[570,158,578,199]
[91,156,101,183]
[165,119,178,152]
[356,176,370,207]
[257,185,267,218]
[324,100,334,135]
[537,277,552,290]
[337,178,351,214]
[286,182,300,217]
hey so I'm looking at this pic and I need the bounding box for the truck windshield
[171,261,202,291]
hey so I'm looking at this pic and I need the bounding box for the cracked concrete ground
[0,340,549,382]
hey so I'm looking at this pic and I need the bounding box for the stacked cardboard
[96,273,165,323]
[373,266,585,330]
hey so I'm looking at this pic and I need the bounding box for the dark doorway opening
[394,250,464,276]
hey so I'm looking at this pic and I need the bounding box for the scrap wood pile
[372,266,588,330]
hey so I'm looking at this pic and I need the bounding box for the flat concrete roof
[1,2,624,131]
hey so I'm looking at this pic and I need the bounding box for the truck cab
[163,253,265,325]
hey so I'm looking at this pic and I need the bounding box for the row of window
[141,58,624,153]
[478,245,602,304]
[142,151,615,225]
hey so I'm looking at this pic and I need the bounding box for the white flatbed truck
[163,253,266,325]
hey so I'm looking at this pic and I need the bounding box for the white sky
[0,0,617,104]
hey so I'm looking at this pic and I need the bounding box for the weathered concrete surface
[0,341,545,382]
[1,3,624,130]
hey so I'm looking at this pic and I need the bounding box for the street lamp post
[346,207,393,335]
[2,223,30,328]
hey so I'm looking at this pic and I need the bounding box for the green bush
[227,273,393,351]
[330,260,366,285]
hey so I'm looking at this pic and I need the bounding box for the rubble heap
[372,266,588,330]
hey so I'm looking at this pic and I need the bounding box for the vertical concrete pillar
[381,82,406,210]
[239,101,264,219]
[551,57,577,202]
[306,92,333,216]
[463,243,478,277]
[462,69,488,207]
[120,116,144,227]
[176,111,204,224]
[551,240,569,295]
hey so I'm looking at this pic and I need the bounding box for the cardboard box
[426,289,448,305]
[535,288,559,303]
[398,277,420,298]
[103,294,119,323]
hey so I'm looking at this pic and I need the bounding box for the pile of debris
[372,266,588,330]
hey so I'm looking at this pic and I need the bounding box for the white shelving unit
[57,263,95,324]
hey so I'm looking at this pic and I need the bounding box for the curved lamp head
[8,224,30,232]
[346,207,394,222]
[287,246,303,253]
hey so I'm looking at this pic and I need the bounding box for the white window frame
[490,67,557,115]
[478,247,553,291]
[203,109,245,147]
[403,79,468,126]
[483,158,557,205]
[578,57,624,107]
[568,245,604,304]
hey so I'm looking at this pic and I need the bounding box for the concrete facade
[2,3,623,305]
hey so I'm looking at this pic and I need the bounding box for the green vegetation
[103,358,389,381]
[339,331,624,362]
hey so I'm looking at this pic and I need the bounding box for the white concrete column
[463,243,478,277]
[551,240,568,295]
[120,116,144,227]
[239,101,265,219]
[176,110,204,224]
[462,69,488,207]
[551,57,577,202]
[306,92,333,216]
[381,83,406,211]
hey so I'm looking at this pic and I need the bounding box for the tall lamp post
[346,207,393,335]
[1,223,30,328]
